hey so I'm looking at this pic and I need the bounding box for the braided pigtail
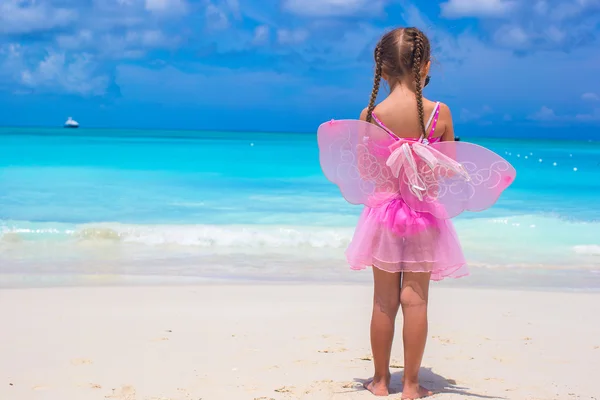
[366,44,382,123]
[411,31,426,138]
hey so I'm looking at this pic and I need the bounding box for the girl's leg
[400,271,433,399]
[365,266,401,396]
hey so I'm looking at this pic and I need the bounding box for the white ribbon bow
[385,140,470,200]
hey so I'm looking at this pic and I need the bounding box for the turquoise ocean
[1,127,599,289]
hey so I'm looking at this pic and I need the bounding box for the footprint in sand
[77,383,102,389]
[431,335,454,345]
[358,355,402,368]
[318,347,348,354]
[70,358,93,366]
[302,380,359,397]
[106,385,136,400]
[274,386,295,393]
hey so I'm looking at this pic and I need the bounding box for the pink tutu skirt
[346,198,468,281]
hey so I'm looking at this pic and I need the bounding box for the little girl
[317,27,515,399]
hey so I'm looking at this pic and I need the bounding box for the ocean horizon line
[1,125,599,143]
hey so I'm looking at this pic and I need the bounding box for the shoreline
[2,284,598,399]
[0,270,600,294]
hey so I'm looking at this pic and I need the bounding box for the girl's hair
[366,27,432,137]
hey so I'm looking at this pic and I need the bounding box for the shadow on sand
[354,367,506,399]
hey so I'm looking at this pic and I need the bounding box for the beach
[1,283,599,400]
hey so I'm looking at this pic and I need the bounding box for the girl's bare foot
[363,374,390,396]
[401,382,432,399]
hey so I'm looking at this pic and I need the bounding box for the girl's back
[362,94,454,142]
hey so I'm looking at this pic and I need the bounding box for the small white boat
[64,117,79,128]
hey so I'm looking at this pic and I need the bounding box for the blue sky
[0,0,599,136]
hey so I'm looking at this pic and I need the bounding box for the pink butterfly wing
[399,141,516,219]
[317,119,398,208]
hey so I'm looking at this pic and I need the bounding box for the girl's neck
[389,81,418,99]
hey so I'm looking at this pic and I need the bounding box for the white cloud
[116,64,307,107]
[575,108,600,121]
[493,25,530,49]
[442,0,600,52]
[56,30,95,50]
[144,0,187,14]
[529,105,600,122]
[493,21,594,52]
[225,0,241,18]
[0,0,78,34]
[460,105,492,122]
[582,92,600,101]
[543,26,566,45]
[55,28,178,58]
[440,0,516,18]
[529,106,558,121]
[550,0,600,21]
[534,0,549,15]
[277,29,309,45]
[0,44,25,85]
[252,25,270,45]
[126,29,176,48]
[282,0,385,17]
[20,51,110,96]
[205,4,229,30]
[460,109,479,122]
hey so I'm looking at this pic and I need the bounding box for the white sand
[1,284,598,400]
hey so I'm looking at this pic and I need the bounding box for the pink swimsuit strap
[371,102,441,143]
